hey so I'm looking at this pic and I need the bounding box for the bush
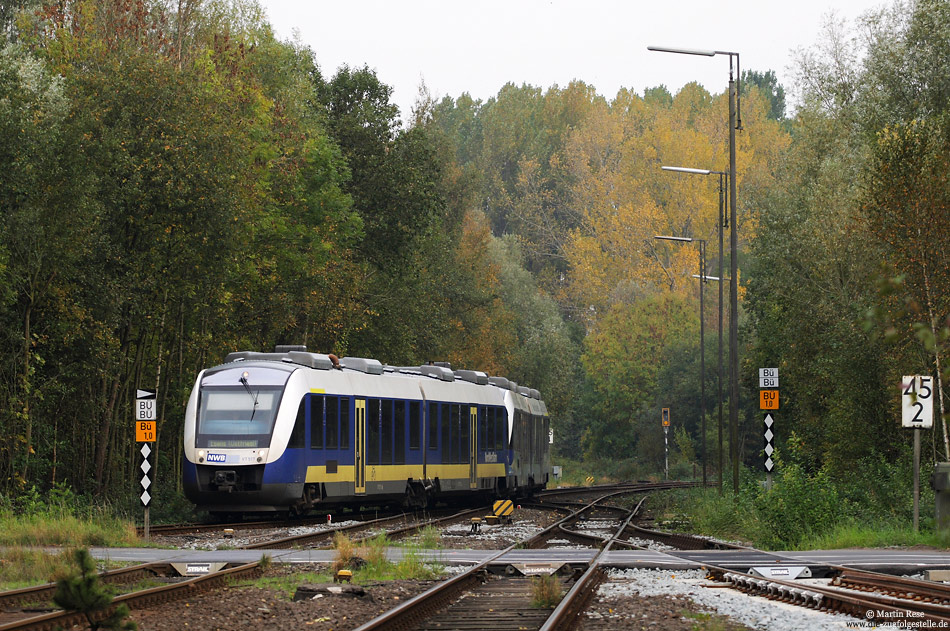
[753,463,841,548]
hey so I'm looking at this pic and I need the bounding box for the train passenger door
[355,399,366,495]
[469,406,477,488]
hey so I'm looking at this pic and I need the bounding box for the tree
[864,117,950,456]
[54,548,136,630]
[742,69,786,121]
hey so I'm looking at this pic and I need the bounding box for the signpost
[135,389,156,540]
[662,408,670,480]
[902,375,934,532]
[759,368,778,488]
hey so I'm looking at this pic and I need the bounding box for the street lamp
[655,235,707,487]
[663,166,728,495]
[649,44,741,495]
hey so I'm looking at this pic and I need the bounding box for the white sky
[260,0,889,121]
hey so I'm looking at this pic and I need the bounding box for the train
[182,346,552,516]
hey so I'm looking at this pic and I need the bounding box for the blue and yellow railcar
[182,348,551,515]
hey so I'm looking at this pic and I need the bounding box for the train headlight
[198,449,205,463]
[257,449,268,463]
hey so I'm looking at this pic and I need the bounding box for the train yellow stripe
[477,463,506,477]
[306,462,507,484]
[426,464,471,479]
[306,465,355,483]
[363,464,425,482]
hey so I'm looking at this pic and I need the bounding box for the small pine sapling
[53,548,137,631]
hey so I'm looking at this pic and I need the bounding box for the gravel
[593,568,896,630]
[128,563,434,631]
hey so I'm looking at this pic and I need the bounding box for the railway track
[14,480,888,630]
[242,507,487,550]
[0,561,263,631]
[349,492,639,631]
[713,565,950,626]
[137,480,697,538]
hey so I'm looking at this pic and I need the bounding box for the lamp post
[649,45,741,494]
[655,235,706,486]
[662,166,728,495]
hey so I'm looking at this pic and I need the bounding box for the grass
[797,522,950,551]
[0,548,76,589]
[646,487,950,551]
[682,611,734,630]
[530,573,561,608]
[244,568,336,597]
[0,547,129,590]
[416,525,441,550]
[331,533,444,583]
[0,509,138,547]
[550,457,605,487]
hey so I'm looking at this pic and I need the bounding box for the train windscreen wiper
[239,371,259,420]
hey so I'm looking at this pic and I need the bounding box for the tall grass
[530,574,562,608]
[331,532,442,581]
[0,510,138,547]
[799,522,950,551]
[651,458,950,551]
[332,531,357,573]
[0,548,75,589]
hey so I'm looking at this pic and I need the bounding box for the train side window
[441,403,451,461]
[394,401,406,465]
[459,406,470,463]
[340,399,350,450]
[428,402,439,450]
[326,396,339,450]
[451,405,462,464]
[381,399,393,465]
[367,399,381,465]
[478,407,487,451]
[310,396,323,449]
[409,401,421,450]
[495,408,506,451]
[289,397,306,449]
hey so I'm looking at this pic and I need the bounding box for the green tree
[741,69,786,121]
[54,548,136,630]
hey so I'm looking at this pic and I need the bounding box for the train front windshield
[196,365,291,449]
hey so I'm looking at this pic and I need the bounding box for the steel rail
[241,507,485,550]
[0,562,170,610]
[141,480,700,536]
[538,496,648,630]
[139,506,460,537]
[834,567,950,604]
[0,561,263,631]
[621,520,747,551]
[351,493,638,631]
[713,566,950,625]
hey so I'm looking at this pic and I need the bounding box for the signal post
[662,408,670,480]
[136,389,157,540]
[759,368,778,490]
[902,375,934,532]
